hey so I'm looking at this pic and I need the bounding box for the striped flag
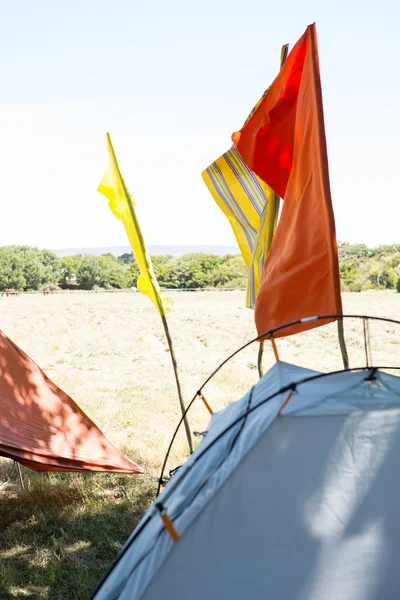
[202,45,288,308]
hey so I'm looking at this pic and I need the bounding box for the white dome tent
[92,316,400,600]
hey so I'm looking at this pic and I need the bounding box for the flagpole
[160,314,193,453]
[306,31,349,371]
[337,319,349,369]
[257,44,289,379]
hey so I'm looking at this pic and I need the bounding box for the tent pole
[15,462,25,491]
[161,314,193,453]
[337,319,349,369]
[257,342,264,378]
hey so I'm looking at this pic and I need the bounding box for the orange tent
[0,330,143,474]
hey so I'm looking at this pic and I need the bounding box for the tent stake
[161,314,193,454]
[337,319,349,369]
[255,47,287,380]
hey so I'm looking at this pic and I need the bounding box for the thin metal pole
[161,314,193,453]
[257,342,264,378]
[15,462,25,491]
[254,45,288,379]
[337,319,349,369]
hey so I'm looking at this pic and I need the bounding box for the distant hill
[52,245,240,258]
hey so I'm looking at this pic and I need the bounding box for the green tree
[363,257,399,289]
[339,257,361,290]
[170,254,223,288]
[1,242,400,294]
[39,249,61,286]
[118,252,134,265]
[74,255,131,289]
[214,255,247,287]
[77,256,102,289]
[0,247,26,290]
[126,255,175,288]
[18,247,44,289]
[370,244,400,258]
[59,255,83,287]
[128,261,140,287]
[338,243,371,261]
[98,254,130,289]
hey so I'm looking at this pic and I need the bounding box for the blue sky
[0,0,399,249]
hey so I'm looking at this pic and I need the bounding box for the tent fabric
[0,330,143,474]
[92,361,400,599]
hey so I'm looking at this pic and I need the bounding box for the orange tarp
[232,24,342,338]
[0,331,143,474]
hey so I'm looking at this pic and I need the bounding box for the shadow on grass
[0,470,156,599]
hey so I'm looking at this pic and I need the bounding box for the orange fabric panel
[232,24,342,338]
[0,331,143,474]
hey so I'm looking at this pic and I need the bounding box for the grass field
[0,290,399,598]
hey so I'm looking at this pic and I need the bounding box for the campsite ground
[0,290,399,598]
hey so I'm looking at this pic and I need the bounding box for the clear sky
[0,0,399,250]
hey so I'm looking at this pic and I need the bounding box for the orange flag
[232,23,342,338]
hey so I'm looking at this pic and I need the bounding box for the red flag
[232,23,342,338]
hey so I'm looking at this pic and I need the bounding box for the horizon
[1,240,399,260]
[50,243,241,257]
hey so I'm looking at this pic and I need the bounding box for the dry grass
[0,290,399,598]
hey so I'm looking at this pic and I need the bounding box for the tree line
[338,243,400,292]
[0,244,399,292]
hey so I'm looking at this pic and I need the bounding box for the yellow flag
[98,133,172,315]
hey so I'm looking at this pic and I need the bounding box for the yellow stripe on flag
[202,153,277,308]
